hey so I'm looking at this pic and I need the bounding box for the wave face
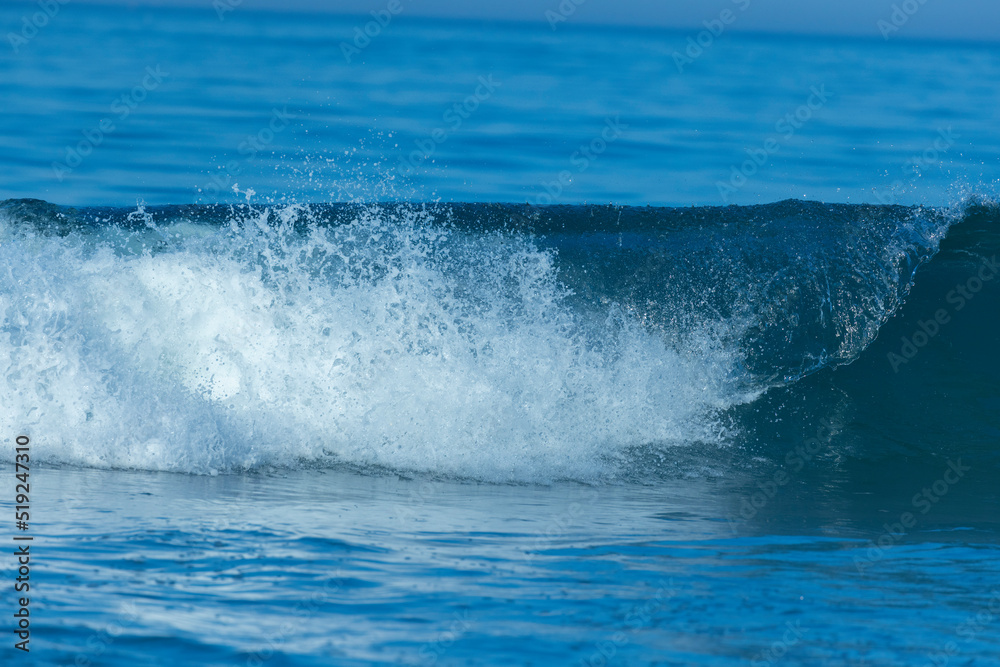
[1,198,995,481]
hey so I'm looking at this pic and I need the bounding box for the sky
[41,0,1000,42]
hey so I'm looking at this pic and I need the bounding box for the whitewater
[1,197,990,483]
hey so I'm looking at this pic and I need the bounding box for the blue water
[2,3,1000,666]
[2,4,999,207]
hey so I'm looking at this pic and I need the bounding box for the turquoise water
[2,3,1000,666]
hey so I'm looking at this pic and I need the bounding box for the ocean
[1,2,999,666]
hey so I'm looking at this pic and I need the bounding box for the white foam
[0,205,749,482]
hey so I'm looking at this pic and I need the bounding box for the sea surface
[1,3,1000,666]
